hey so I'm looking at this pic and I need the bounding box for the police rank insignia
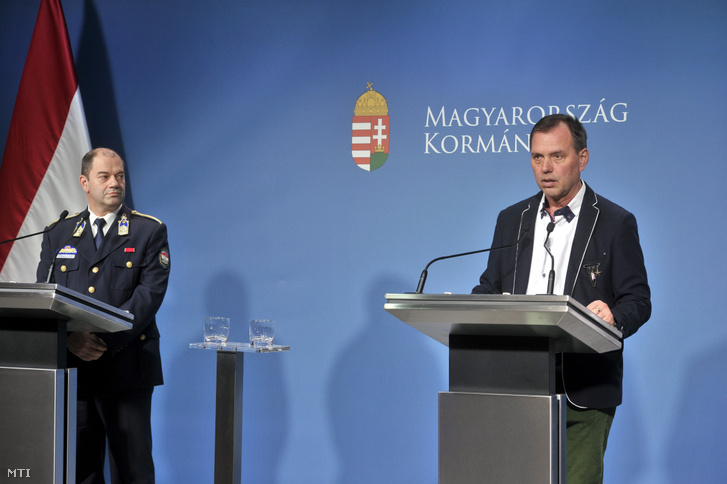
[73,220,86,237]
[583,263,602,287]
[351,83,389,171]
[118,213,129,236]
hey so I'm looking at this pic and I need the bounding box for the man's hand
[67,332,107,361]
[587,300,614,326]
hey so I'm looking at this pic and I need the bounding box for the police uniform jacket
[36,204,170,394]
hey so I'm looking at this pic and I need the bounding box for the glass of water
[204,317,230,344]
[249,319,274,348]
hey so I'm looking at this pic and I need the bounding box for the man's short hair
[81,148,123,177]
[531,114,588,153]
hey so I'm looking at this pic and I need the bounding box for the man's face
[530,122,588,208]
[80,154,125,215]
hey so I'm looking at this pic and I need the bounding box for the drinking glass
[204,317,230,344]
[249,319,274,348]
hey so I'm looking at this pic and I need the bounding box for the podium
[384,293,622,484]
[0,283,133,484]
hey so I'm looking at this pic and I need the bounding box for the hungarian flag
[0,0,90,282]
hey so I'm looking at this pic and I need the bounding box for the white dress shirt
[526,182,587,295]
[89,207,122,238]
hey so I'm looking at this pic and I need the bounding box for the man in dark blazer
[37,148,170,484]
[473,114,650,484]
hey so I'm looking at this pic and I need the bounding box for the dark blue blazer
[473,184,651,408]
[36,204,170,394]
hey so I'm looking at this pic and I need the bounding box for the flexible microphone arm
[415,228,529,294]
[544,222,555,295]
[0,210,69,246]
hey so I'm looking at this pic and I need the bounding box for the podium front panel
[439,392,564,484]
[0,367,66,483]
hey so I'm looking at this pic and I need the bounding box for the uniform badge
[158,248,170,269]
[73,220,86,237]
[118,213,129,236]
[57,245,77,259]
[583,263,602,287]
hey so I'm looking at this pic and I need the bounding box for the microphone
[0,210,69,246]
[415,228,529,294]
[46,210,89,283]
[544,222,555,295]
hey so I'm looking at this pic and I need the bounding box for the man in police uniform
[37,148,170,484]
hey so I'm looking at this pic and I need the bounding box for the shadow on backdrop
[328,277,443,484]
[239,328,290,481]
[76,0,134,208]
[156,271,253,481]
[157,271,290,482]
[602,352,647,483]
[665,339,727,483]
[207,271,289,484]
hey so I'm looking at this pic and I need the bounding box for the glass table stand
[190,342,290,483]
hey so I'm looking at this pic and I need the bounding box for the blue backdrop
[2,1,726,482]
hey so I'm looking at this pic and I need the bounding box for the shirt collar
[88,206,122,231]
[539,181,586,223]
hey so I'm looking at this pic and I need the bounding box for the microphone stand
[544,222,555,295]
[0,210,69,245]
[415,229,528,294]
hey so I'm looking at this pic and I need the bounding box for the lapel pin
[583,263,602,287]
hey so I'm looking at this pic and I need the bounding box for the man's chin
[104,199,123,211]
[540,186,558,197]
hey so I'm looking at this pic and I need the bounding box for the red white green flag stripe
[0,0,90,281]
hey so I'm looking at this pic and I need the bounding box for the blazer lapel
[565,185,599,296]
[513,196,539,294]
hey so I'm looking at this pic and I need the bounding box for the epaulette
[47,211,82,226]
[132,210,163,224]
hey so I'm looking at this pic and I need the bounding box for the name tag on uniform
[57,245,77,259]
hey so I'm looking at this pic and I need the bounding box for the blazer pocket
[110,252,147,291]
[54,256,80,286]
